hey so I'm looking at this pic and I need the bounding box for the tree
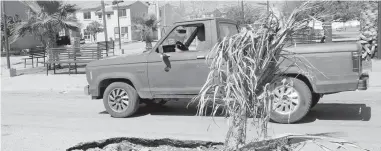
[10,0,80,68]
[359,1,378,39]
[1,14,21,52]
[86,21,103,42]
[192,2,367,150]
[132,14,159,49]
[223,3,265,26]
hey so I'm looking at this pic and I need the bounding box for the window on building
[83,29,91,40]
[98,14,102,19]
[121,27,128,34]
[118,9,127,17]
[107,14,111,19]
[121,27,128,39]
[114,27,119,34]
[83,12,91,19]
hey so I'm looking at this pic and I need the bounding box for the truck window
[219,23,238,40]
[157,23,208,53]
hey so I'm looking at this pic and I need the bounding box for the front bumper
[357,73,369,90]
[84,85,90,95]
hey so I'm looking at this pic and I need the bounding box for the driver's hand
[175,47,182,52]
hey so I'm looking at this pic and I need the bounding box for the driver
[174,26,188,52]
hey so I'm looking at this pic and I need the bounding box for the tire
[310,93,321,109]
[270,77,312,124]
[103,82,140,118]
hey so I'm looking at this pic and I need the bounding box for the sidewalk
[1,74,87,93]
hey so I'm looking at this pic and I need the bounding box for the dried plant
[189,1,366,151]
[239,132,370,151]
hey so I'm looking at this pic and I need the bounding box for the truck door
[147,21,213,96]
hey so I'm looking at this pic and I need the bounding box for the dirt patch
[66,137,224,151]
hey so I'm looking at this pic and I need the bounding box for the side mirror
[158,45,171,72]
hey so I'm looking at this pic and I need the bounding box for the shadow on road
[299,103,372,123]
[99,101,372,123]
[99,100,226,117]
[133,100,226,117]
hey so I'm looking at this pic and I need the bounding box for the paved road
[2,90,381,151]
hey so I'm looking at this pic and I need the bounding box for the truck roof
[175,17,237,25]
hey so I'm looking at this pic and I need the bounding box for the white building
[75,1,148,43]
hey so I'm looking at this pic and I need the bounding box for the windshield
[219,23,239,40]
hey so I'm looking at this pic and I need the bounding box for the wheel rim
[272,85,300,115]
[108,88,129,113]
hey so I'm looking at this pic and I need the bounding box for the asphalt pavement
[2,90,381,151]
[2,42,381,150]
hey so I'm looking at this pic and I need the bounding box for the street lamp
[112,0,123,50]
[146,1,161,40]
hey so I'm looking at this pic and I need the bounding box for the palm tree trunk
[224,108,247,151]
[46,33,58,69]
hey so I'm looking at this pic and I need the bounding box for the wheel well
[283,74,315,93]
[98,78,135,99]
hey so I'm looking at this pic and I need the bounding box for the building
[75,1,148,43]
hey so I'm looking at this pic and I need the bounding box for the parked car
[84,18,369,124]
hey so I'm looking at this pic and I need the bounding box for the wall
[4,1,41,50]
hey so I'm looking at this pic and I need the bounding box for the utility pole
[113,0,123,50]
[101,0,109,56]
[116,2,121,49]
[156,0,161,40]
[377,1,381,59]
[163,1,166,34]
[2,1,10,69]
[241,0,244,24]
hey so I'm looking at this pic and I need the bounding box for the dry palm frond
[189,1,344,151]
[238,132,369,151]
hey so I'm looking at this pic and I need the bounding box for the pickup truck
[84,18,369,124]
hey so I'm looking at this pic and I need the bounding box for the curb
[1,89,84,95]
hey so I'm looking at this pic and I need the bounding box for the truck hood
[283,42,361,54]
[86,51,148,67]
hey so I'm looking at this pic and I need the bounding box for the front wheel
[270,77,312,124]
[103,82,140,118]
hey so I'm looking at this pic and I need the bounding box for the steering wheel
[175,41,188,51]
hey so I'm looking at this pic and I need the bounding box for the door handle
[197,55,205,59]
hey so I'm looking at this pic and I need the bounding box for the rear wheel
[103,82,140,118]
[270,77,312,124]
[310,93,321,109]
